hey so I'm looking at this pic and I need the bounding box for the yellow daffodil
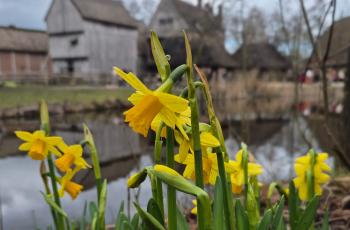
[226,149,263,194]
[58,167,83,199]
[293,152,331,201]
[151,107,191,140]
[174,130,220,163]
[55,144,90,172]
[175,151,219,185]
[114,67,188,137]
[191,199,197,215]
[15,130,63,160]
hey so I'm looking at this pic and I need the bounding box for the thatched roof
[71,0,138,28]
[315,16,350,67]
[232,43,291,70]
[147,36,237,69]
[171,0,222,34]
[0,26,48,53]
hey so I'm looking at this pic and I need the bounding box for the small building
[46,0,138,83]
[0,26,51,82]
[232,43,291,81]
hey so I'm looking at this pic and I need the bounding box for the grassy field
[0,85,132,109]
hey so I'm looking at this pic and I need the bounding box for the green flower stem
[154,123,165,216]
[166,127,177,230]
[40,101,64,230]
[241,143,249,207]
[47,154,65,229]
[156,64,188,93]
[215,147,234,230]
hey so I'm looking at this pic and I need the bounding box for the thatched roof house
[313,16,350,68]
[232,43,291,71]
[0,26,51,81]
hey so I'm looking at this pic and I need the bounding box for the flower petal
[200,132,220,147]
[128,91,145,105]
[156,92,188,113]
[15,131,34,142]
[18,142,32,151]
[114,67,150,93]
[158,107,177,129]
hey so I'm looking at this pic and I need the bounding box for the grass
[0,85,132,109]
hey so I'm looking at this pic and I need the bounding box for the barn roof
[0,26,48,53]
[147,36,237,69]
[171,0,222,34]
[232,43,291,70]
[313,16,350,67]
[71,0,138,28]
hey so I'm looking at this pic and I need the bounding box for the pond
[0,98,338,229]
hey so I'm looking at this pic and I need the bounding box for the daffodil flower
[174,130,220,163]
[58,167,83,199]
[191,199,197,215]
[175,151,219,185]
[114,67,189,137]
[226,149,263,194]
[151,107,191,140]
[293,152,331,201]
[55,144,91,172]
[15,130,63,160]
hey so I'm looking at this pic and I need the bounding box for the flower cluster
[15,130,90,199]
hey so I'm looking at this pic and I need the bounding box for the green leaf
[235,200,249,230]
[41,193,68,219]
[288,181,300,230]
[122,220,133,230]
[176,206,189,230]
[321,208,329,230]
[296,196,319,230]
[213,177,224,230]
[147,198,164,226]
[257,209,272,230]
[115,201,125,230]
[98,179,107,229]
[131,213,140,229]
[89,201,99,230]
[246,184,260,230]
[80,201,88,230]
[150,31,170,82]
[134,202,166,230]
[271,196,285,230]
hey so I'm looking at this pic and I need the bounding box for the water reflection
[0,97,339,229]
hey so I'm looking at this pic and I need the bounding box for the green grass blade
[176,206,189,230]
[98,179,107,229]
[213,177,224,230]
[321,208,329,230]
[134,202,166,230]
[296,196,319,230]
[115,201,125,230]
[288,181,299,230]
[235,200,249,230]
[147,198,164,226]
[257,209,272,230]
[131,213,140,229]
[271,196,285,230]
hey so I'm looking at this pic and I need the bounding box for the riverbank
[0,85,131,118]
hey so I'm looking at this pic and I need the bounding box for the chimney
[198,0,202,8]
[217,4,223,21]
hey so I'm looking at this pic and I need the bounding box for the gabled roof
[232,43,291,70]
[71,0,138,28]
[0,26,48,53]
[313,16,350,67]
[171,0,222,34]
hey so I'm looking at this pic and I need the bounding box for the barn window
[159,18,173,25]
[70,38,79,47]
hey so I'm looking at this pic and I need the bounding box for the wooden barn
[232,43,291,81]
[0,26,51,82]
[46,0,138,83]
[145,0,236,84]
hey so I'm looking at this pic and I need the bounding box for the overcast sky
[0,0,349,30]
